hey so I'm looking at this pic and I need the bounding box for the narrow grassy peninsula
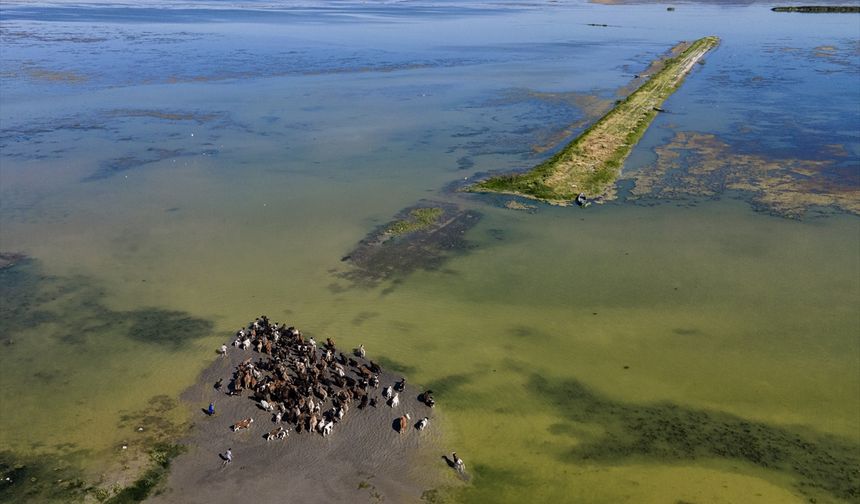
[470,36,720,204]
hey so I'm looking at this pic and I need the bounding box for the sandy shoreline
[147,344,455,503]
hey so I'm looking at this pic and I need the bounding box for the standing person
[222,448,232,467]
[208,402,215,416]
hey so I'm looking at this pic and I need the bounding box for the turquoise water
[1,2,858,502]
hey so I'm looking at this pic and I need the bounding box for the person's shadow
[201,408,214,416]
[219,453,229,462]
[441,455,456,468]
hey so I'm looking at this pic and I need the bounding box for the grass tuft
[385,207,443,235]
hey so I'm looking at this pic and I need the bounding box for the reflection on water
[1,1,858,502]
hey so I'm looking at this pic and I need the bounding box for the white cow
[416,417,429,431]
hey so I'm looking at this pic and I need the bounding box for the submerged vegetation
[422,373,860,503]
[0,259,199,502]
[772,5,860,13]
[531,374,860,502]
[0,450,91,503]
[103,443,184,504]
[0,258,213,348]
[0,425,185,504]
[338,201,481,286]
[627,131,860,218]
[469,36,720,204]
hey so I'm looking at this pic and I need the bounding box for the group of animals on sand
[206,315,472,476]
[214,316,437,441]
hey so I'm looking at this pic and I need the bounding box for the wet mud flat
[149,329,451,504]
[338,200,482,286]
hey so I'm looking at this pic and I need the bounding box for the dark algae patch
[0,450,92,504]
[0,252,27,270]
[374,355,417,375]
[0,259,202,502]
[772,6,860,13]
[126,309,213,348]
[82,147,206,182]
[627,131,860,218]
[0,399,186,504]
[530,374,860,502]
[103,443,184,504]
[0,257,59,338]
[339,200,481,286]
[0,257,213,348]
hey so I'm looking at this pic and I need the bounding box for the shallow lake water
[1,1,858,502]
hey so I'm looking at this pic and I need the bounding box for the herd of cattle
[217,316,436,441]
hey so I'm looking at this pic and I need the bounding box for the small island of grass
[385,207,443,235]
[469,36,720,205]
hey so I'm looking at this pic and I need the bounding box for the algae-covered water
[1,1,858,503]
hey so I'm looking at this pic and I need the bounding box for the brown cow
[266,426,287,441]
[232,417,254,431]
[398,413,411,434]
